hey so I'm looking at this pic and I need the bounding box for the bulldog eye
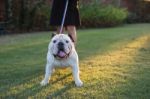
[53,40,57,43]
[66,40,69,43]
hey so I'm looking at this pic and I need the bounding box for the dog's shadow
[51,72,72,84]
[11,72,73,98]
[47,81,74,98]
[46,72,74,98]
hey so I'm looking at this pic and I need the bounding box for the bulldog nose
[58,42,64,50]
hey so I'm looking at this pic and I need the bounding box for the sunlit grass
[0,24,150,98]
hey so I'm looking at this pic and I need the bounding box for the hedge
[80,3,128,27]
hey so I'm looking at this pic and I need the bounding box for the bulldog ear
[51,33,57,38]
[68,34,74,42]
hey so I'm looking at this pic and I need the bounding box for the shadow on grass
[106,36,150,99]
[1,72,72,98]
[47,81,74,98]
[51,73,72,84]
[0,72,42,96]
[112,36,150,98]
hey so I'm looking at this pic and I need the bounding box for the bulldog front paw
[40,80,49,86]
[75,80,83,87]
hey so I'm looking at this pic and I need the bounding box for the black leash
[59,0,69,34]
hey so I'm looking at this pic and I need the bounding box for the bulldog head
[49,33,74,59]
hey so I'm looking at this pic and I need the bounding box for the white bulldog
[40,33,83,87]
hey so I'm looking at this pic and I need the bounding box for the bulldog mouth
[57,51,67,58]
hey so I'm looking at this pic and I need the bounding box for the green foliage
[31,3,51,30]
[80,3,128,27]
[10,0,51,32]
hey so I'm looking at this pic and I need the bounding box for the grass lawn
[0,24,150,99]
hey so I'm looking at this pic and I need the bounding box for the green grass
[0,24,150,99]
